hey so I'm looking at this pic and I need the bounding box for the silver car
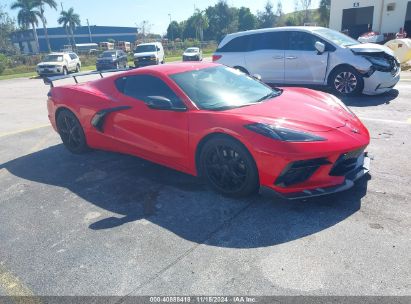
[213,26,400,96]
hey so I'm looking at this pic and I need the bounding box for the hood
[134,52,157,58]
[348,43,395,56]
[224,88,358,132]
[37,61,64,66]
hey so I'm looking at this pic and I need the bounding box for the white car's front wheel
[329,66,364,97]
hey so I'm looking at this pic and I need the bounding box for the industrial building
[329,0,411,39]
[10,26,138,54]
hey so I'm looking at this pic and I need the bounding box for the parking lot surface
[0,74,410,297]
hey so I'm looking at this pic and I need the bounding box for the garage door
[405,1,411,36]
[342,6,374,39]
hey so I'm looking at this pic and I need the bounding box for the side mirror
[315,41,326,54]
[146,96,173,110]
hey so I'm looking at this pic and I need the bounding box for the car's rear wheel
[75,64,80,73]
[329,66,364,96]
[62,67,68,75]
[56,110,89,154]
[200,136,259,197]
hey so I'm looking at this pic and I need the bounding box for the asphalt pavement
[0,73,410,298]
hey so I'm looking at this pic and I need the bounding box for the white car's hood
[348,43,395,56]
[37,61,64,66]
[134,52,157,58]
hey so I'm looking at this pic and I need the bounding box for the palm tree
[193,9,209,41]
[34,0,57,52]
[10,0,40,53]
[58,8,81,50]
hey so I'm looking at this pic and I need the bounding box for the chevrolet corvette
[45,63,371,199]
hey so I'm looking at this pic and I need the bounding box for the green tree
[300,0,312,24]
[10,0,40,53]
[318,0,330,26]
[257,1,277,29]
[0,6,17,55]
[34,0,57,52]
[204,0,238,41]
[192,9,209,41]
[0,53,8,75]
[238,7,257,31]
[276,0,283,17]
[58,7,81,50]
[167,21,182,41]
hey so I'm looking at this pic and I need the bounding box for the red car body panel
[47,63,370,197]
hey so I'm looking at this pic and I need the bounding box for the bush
[0,53,8,75]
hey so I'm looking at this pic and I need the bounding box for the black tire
[329,66,364,96]
[75,64,80,73]
[234,66,249,75]
[62,67,68,75]
[199,136,259,197]
[56,110,89,154]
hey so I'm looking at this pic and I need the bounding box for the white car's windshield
[135,45,156,53]
[44,55,63,62]
[185,48,199,53]
[313,28,359,47]
[170,66,282,111]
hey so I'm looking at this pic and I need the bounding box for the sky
[3,0,320,35]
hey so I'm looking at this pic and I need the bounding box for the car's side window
[218,35,250,52]
[287,32,318,51]
[116,75,185,108]
[249,32,284,51]
[69,53,77,60]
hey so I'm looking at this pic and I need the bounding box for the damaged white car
[213,27,401,96]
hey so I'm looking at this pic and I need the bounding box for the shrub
[0,53,8,75]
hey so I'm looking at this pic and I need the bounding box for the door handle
[273,56,284,60]
[286,56,298,60]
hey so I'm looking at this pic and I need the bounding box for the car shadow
[0,145,369,249]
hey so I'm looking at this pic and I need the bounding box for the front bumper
[273,153,371,200]
[363,70,400,95]
[134,58,158,67]
[37,67,64,75]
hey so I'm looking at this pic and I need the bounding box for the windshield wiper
[255,89,283,103]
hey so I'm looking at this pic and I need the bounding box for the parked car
[133,42,165,67]
[96,50,128,71]
[45,63,370,199]
[213,26,401,96]
[183,47,203,61]
[36,52,81,76]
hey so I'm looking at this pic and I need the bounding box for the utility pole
[168,14,173,42]
[86,19,92,42]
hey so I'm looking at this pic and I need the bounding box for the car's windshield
[313,28,359,47]
[44,55,63,62]
[135,45,156,53]
[185,48,198,53]
[100,51,116,58]
[170,66,282,111]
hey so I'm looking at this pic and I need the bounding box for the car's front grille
[329,148,365,177]
[275,158,332,187]
[137,57,154,62]
[40,65,56,68]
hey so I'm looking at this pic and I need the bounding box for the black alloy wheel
[56,110,89,154]
[200,136,259,197]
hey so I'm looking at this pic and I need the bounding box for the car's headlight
[245,123,326,142]
[363,55,391,71]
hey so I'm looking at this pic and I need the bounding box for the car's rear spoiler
[43,68,133,88]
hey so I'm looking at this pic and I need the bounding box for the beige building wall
[330,0,411,34]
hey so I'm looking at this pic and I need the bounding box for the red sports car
[45,63,370,199]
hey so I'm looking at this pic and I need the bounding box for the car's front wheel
[200,136,259,197]
[75,64,80,73]
[56,110,89,154]
[329,66,364,96]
